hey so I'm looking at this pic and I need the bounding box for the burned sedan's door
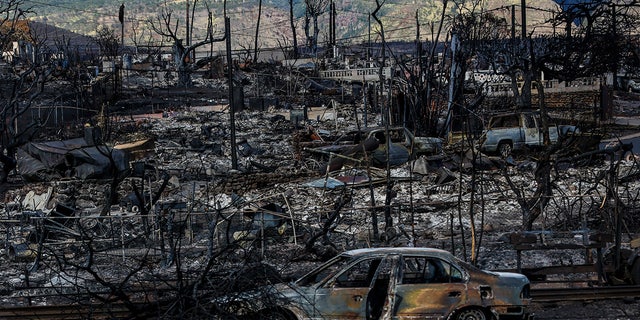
[313,255,397,319]
[393,256,468,320]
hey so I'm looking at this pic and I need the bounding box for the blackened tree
[538,1,640,87]
[0,1,50,183]
[150,2,225,87]
[289,0,299,59]
[94,25,120,59]
[304,0,329,54]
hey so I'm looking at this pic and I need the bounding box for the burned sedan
[305,127,442,173]
[218,247,532,320]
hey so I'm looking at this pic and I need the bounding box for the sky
[553,0,607,11]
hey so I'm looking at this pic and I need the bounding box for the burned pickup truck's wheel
[497,142,512,158]
[454,308,487,320]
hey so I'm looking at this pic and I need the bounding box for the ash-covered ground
[1,76,640,318]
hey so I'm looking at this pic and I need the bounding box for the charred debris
[0,59,639,315]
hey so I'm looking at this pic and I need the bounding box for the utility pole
[612,3,619,90]
[226,17,238,170]
[511,5,516,41]
[444,33,459,138]
[367,12,371,63]
[186,1,190,46]
[331,0,336,46]
[329,0,336,58]
[415,9,422,129]
[186,0,191,61]
[209,11,214,78]
[329,0,333,47]
[254,0,262,63]
[119,3,125,95]
[415,10,421,64]
[521,0,526,39]
[119,3,124,49]
[520,0,532,108]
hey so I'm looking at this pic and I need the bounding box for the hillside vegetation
[28,0,559,50]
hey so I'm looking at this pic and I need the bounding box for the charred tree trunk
[305,193,351,253]
[151,3,225,88]
[177,64,192,88]
[289,0,298,58]
[253,0,262,64]
[503,80,552,230]
[173,40,192,87]
[372,0,394,235]
[312,15,320,54]
[524,80,552,229]
[304,12,312,50]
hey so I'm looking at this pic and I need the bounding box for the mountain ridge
[26,1,559,50]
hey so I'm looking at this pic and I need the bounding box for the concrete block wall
[212,171,314,195]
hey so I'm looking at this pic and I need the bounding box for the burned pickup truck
[478,111,596,158]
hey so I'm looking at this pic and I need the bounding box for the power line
[23,0,152,25]
[24,0,122,19]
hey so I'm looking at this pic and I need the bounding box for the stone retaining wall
[211,171,314,195]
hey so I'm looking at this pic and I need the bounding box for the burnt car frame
[219,247,532,320]
[306,127,442,173]
[478,111,579,158]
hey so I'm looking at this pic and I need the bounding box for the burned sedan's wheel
[497,142,512,158]
[259,309,295,320]
[632,257,640,285]
[454,308,487,320]
[603,248,635,285]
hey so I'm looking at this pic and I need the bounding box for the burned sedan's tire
[603,248,635,285]
[632,257,640,285]
[259,309,295,320]
[453,308,488,320]
[497,142,512,158]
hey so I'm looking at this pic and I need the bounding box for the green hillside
[26,0,559,49]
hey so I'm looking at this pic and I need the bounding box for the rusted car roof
[341,247,452,258]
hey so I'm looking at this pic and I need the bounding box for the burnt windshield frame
[295,255,352,287]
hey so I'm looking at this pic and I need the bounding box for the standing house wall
[482,77,605,123]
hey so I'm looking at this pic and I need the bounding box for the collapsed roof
[17,135,129,182]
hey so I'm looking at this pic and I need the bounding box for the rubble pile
[1,98,640,310]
